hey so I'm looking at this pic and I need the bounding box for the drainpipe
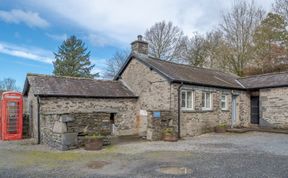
[37,96,41,144]
[177,82,184,139]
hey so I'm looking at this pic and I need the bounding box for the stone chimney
[131,35,148,55]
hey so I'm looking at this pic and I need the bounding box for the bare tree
[184,33,207,67]
[204,31,228,69]
[273,0,288,22]
[0,78,20,91]
[144,21,186,62]
[220,0,265,76]
[183,31,231,71]
[104,49,130,79]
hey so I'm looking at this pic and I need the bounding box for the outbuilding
[23,75,138,150]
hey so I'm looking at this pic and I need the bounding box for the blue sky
[0,0,273,89]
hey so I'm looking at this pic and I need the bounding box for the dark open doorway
[110,113,115,124]
[251,96,260,124]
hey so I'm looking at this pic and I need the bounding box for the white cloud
[17,0,274,45]
[46,33,67,41]
[0,9,49,28]
[87,34,114,47]
[0,42,53,63]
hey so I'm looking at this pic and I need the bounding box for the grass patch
[15,150,83,168]
[143,151,193,159]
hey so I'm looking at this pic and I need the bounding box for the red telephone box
[0,92,23,140]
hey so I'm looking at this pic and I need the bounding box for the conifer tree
[53,35,98,78]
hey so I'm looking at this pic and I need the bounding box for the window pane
[221,95,227,109]
[221,95,225,102]
[181,92,186,108]
[202,93,205,107]
[221,101,225,109]
[206,93,211,108]
[187,91,192,108]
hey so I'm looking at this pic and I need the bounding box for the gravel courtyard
[0,132,287,178]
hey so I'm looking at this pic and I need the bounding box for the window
[221,94,228,110]
[181,90,194,110]
[202,92,212,110]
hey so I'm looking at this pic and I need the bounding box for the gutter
[34,94,138,99]
[172,80,246,91]
[37,96,41,144]
[177,82,184,139]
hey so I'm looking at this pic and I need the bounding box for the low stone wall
[260,87,288,129]
[41,112,112,150]
[146,111,177,141]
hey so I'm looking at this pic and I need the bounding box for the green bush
[162,127,176,136]
[85,133,104,139]
[217,123,227,128]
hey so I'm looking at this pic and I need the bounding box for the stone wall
[41,112,112,150]
[26,87,39,143]
[170,85,250,137]
[121,58,172,111]
[39,97,137,135]
[238,91,251,127]
[120,58,176,139]
[260,87,288,129]
[38,97,137,150]
[146,111,177,141]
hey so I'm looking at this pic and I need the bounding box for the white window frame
[221,94,228,110]
[202,92,212,110]
[181,90,194,111]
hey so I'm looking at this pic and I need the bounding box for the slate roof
[23,74,137,98]
[115,53,245,89]
[115,53,288,90]
[238,71,288,89]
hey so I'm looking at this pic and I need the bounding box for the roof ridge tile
[27,73,119,82]
[239,70,288,79]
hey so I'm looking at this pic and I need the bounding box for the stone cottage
[23,35,288,150]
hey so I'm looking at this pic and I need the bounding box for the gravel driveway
[0,132,287,178]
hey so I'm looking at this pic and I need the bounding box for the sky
[0,0,273,89]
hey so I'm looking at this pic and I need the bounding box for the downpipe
[177,82,184,139]
[37,96,41,144]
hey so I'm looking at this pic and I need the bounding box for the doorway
[250,96,260,124]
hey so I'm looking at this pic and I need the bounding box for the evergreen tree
[53,35,98,78]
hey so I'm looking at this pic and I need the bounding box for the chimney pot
[137,35,143,41]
